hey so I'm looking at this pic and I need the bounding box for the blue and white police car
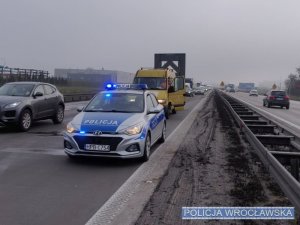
[64,84,166,161]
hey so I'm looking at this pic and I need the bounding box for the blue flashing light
[105,83,148,90]
[80,131,86,134]
[105,93,111,97]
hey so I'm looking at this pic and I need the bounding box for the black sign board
[154,53,186,77]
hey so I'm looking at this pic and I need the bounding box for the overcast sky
[1,0,300,86]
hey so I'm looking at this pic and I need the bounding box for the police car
[64,84,166,161]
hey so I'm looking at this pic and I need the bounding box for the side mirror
[77,106,84,112]
[33,92,43,97]
[147,107,160,114]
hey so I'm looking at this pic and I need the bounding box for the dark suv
[0,82,65,131]
[263,90,289,109]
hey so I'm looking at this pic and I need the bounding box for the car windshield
[271,91,286,97]
[0,83,34,96]
[84,93,144,113]
[133,77,166,90]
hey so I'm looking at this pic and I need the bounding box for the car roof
[271,90,285,92]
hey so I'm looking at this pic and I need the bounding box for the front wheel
[18,109,32,131]
[164,106,169,119]
[158,122,166,143]
[141,134,151,162]
[286,105,289,110]
[172,107,176,114]
[53,105,64,124]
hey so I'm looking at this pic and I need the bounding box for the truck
[225,83,235,92]
[133,68,185,119]
[238,83,255,93]
[185,78,194,89]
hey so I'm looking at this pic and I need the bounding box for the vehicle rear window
[271,91,286,96]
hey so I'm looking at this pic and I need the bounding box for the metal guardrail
[218,91,300,212]
[64,93,96,102]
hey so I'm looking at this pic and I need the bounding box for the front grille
[4,110,16,117]
[73,136,123,151]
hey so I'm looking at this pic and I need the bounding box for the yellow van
[133,68,185,118]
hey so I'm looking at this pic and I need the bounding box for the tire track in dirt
[136,92,296,225]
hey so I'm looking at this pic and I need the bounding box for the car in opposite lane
[64,84,166,161]
[0,82,65,131]
[263,90,290,109]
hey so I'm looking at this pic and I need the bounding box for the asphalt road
[0,94,206,225]
[227,92,300,129]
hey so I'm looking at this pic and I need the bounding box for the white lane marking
[0,154,16,175]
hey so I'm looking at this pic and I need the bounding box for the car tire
[286,105,289,110]
[158,122,166,143]
[172,107,176,114]
[66,154,80,161]
[53,105,64,124]
[164,106,169,119]
[141,133,151,162]
[18,109,32,132]
[67,154,75,159]
[267,102,271,108]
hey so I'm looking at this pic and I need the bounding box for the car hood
[70,112,144,133]
[0,96,27,105]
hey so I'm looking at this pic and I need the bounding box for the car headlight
[67,122,79,133]
[4,102,21,109]
[158,99,166,104]
[120,123,144,135]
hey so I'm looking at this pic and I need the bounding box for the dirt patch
[135,92,296,225]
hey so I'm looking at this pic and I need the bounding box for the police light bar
[105,83,148,90]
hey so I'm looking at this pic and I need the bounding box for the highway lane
[227,92,300,128]
[0,94,207,225]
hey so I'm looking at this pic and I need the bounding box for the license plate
[277,97,283,100]
[85,144,110,151]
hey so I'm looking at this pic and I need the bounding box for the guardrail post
[291,159,299,181]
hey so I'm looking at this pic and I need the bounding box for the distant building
[54,68,135,85]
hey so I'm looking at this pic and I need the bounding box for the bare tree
[288,73,297,81]
[296,67,300,77]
